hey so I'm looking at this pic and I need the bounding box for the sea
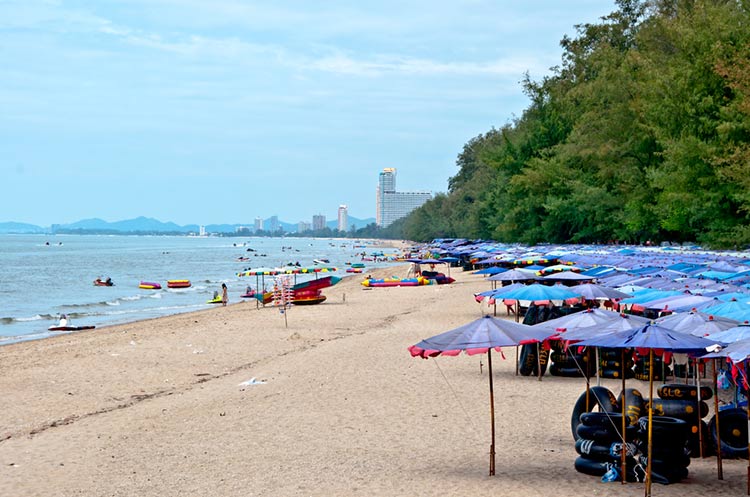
[0,234,406,345]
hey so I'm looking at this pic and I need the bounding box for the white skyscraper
[375,168,432,227]
[337,205,348,232]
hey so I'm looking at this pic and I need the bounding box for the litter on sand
[238,377,266,386]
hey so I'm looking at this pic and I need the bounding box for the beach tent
[408,315,553,476]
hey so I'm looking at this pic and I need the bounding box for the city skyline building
[312,214,326,230]
[254,217,263,232]
[337,205,348,232]
[375,168,432,227]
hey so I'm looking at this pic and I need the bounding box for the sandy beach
[1,265,747,497]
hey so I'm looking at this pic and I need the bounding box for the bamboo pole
[713,359,723,480]
[745,362,749,495]
[488,348,496,476]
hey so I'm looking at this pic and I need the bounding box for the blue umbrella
[707,324,750,344]
[576,323,718,495]
[499,284,582,308]
[474,266,507,275]
[409,315,553,476]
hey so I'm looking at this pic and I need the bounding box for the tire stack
[598,348,635,380]
[574,412,640,481]
[570,386,642,482]
[518,343,549,377]
[709,407,749,458]
[653,383,713,457]
[636,416,691,484]
[549,347,595,378]
[634,354,671,381]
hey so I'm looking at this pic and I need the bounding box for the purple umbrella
[576,324,718,496]
[409,315,553,476]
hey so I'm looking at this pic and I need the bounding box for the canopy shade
[409,315,553,358]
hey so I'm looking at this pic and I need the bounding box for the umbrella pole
[488,348,496,476]
[596,348,601,387]
[695,359,704,458]
[515,346,519,376]
[621,348,627,485]
[537,343,542,382]
[712,359,723,480]
[645,349,654,497]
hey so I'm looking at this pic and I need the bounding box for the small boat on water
[346,268,363,273]
[94,278,114,286]
[48,325,96,332]
[167,279,191,288]
[241,288,256,298]
[139,281,162,290]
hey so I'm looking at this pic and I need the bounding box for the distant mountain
[0,215,377,234]
[0,222,45,234]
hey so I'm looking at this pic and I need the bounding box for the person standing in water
[221,283,228,306]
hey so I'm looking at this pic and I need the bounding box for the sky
[1,0,618,226]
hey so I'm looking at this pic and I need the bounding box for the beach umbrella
[707,323,750,344]
[701,300,750,322]
[474,267,507,276]
[576,324,718,496]
[641,294,716,312]
[655,311,738,337]
[541,271,595,282]
[566,284,630,302]
[487,268,539,282]
[408,315,553,476]
[532,308,645,334]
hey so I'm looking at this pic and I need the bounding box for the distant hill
[0,215,376,234]
[0,222,45,234]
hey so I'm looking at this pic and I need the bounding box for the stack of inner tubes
[549,346,595,378]
[574,412,642,481]
[598,348,635,379]
[636,416,691,484]
[518,343,549,377]
[634,354,671,381]
[517,303,560,377]
[653,383,713,457]
[709,407,749,458]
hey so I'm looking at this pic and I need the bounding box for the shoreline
[1,264,746,496]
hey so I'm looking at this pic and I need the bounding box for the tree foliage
[399,0,750,247]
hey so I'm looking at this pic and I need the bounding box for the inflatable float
[93,278,114,286]
[361,276,429,287]
[139,282,161,290]
[167,279,191,288]
[48,325,96,332]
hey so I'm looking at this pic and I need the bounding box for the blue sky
[2,0,617,226]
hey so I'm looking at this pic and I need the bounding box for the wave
[0,314,56,325]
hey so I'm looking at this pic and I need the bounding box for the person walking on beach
[221,283,228,306]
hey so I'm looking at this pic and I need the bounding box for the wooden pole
[713,359,723,480]
[645,349,654,497]
[695,359,704,458]
[488,348,496,476]
[537,342,542,381]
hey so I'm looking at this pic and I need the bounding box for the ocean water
[0,234,404,344]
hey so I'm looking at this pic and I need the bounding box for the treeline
[396,0,750,248]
